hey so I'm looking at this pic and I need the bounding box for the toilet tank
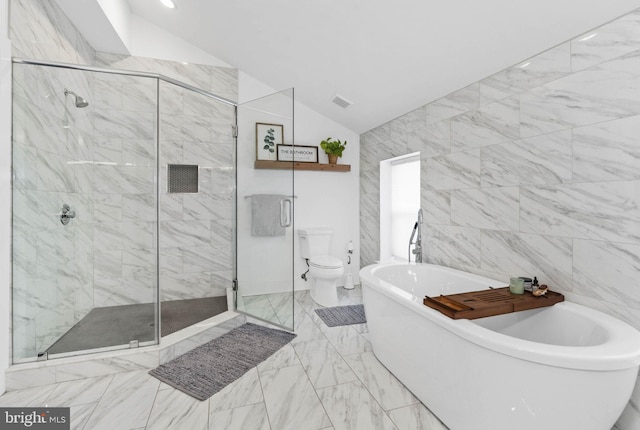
[298,228,333,259]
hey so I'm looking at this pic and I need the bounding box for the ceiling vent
[332,95,352,109]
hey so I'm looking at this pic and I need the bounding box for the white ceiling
[124,1,640,133]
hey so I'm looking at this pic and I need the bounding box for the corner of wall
[0,0,12,395]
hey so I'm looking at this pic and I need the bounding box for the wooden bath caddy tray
[423,287,564,319]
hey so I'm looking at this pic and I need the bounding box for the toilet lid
[310,255,342,269]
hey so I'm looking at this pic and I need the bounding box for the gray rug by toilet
[315,304,367,327]
[149,323,296,401]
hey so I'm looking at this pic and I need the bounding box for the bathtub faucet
[408,209,424,263]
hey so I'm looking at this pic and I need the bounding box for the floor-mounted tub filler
[360,262,640,430]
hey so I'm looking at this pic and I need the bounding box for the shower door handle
[280,198,292,228]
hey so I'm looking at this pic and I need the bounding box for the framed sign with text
[276,144,319,163]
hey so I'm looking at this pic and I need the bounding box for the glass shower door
[235,88,295,330]
[11,62,159,362]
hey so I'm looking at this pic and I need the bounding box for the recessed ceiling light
[160,0,175,9]
[579,33,598,42]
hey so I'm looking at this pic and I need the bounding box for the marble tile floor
[0,286,448,430]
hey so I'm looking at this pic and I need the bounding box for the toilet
[298,228,344,307]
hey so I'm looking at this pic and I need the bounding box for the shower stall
[11,59,295,363]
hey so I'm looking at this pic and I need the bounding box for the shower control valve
[60,204,76,225]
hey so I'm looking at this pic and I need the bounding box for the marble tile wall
[96,53,237,302]
[12,63,95,359]
[360,8,640,429]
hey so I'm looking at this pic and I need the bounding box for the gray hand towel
[251,194,286,237]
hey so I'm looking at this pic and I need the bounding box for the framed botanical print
[256,123,283,161]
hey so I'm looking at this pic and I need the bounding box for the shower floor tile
[46,296,227,355]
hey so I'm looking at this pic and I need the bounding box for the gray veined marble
[159,193,184,221]
[122,248,156,278]
[161,272,212,301]
[450,187,519,231]
[12,144,39,191]
[160,220,210,248]
[122,193,156,221]
[120,81,158,113]
[93,250,122,280]
[451,96,520,152]
[94,79,125,110]
[95,52,156,73]
[481,129,572,187]
[83,370,159,430]
[364,122,395,161]
[520,180,640,244]
[520,49,640,138]
[480,230,573,291]
[44,375,113,407]
[319,324,373,357]
[211,219,233,244]
[573,239,640,309]
[93,194,122,222]
[257,342,300,373]
[183,87,235,120]
[388,107,427,156]
[153,59,212,90]
[0,384,57,407]
[93,276,155,307]
[93,163,155,194]
[259,365,331,430]
[403,106,429,154]
[94,108,155,140]
[426,83,480,125]
[211,67,239,101]
[360,130,389,169]
[94,220,155,251]
[122,139,156,165]
[159,83,185,115]
[316,380,397,430]
[427,225,481,269]
[421,190,451,224]
[423,119,451,158]
[146,388,209,430]
[182,245,224,273]
[571,9,640,72]
[183,194,233,221]
[10,0,69,62]
[425,149,481,190]
[293,339,358,388]
[573,114,640,182]
[480,43,571,105]
[343,351,418,411]
[209,402,270,430]
[387,403,448,430]
[161,113,212,143]
[12,232,38,283]
[94,137,122,163]
[360,168,380,196]
[184,141,232,167]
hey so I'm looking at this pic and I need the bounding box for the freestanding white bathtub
[360,262,640,430]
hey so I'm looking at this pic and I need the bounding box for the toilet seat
[309,255,342,269]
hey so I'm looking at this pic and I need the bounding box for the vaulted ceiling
[68,1,640,133]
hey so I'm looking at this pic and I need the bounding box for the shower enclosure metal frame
[10,57,288,363]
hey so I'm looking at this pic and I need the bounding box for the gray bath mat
[149,322,296,400]
[315,304,367,327]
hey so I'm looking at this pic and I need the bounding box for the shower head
[64,88,89,108]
